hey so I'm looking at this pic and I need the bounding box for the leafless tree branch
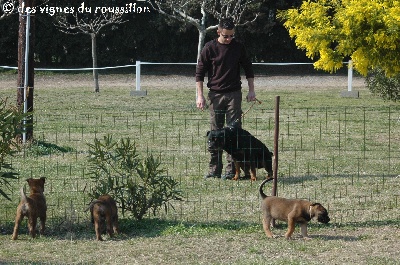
[55,5,127,92]
[203,0,260,26]
[56,11,126,36]
[146,0,261,59]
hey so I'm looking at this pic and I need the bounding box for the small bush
[0,98,31,200]
[87,135,182,220]
[366,68,400,102]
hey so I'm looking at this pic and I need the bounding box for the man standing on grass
[196,17,256,180]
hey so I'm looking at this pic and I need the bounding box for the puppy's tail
[84,199,101,212]
[19,186,27,203]
[259,178,274,199]
[85,199,103,224]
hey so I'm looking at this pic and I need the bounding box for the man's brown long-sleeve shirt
[196,39,254,93]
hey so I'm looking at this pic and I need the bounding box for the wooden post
[272,96,280,226]
[91,33,99,93]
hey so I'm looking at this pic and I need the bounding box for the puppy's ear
[26,178,32,184]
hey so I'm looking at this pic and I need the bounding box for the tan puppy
[87,195,119,241]
[12,177,47,240]
[259,178,330,240]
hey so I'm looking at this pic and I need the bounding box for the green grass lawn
[0,72,399,264]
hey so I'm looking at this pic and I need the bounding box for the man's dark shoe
[204,173,221,179]
[222,173,235,180]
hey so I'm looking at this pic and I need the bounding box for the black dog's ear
[206,131,210,136]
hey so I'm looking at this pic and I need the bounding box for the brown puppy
[259,178,330,240]
[87,195,119,241]
[12,177,47,240]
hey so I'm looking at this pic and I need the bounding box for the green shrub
[0,98,31,200]
[366,68,400,102]
[87,135,182,220]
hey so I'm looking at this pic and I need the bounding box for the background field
[0,70,399,264]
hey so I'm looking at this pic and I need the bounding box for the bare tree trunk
[197,2,207,61]
[197,29,206,61]
[91,33,100,93]
[17,0,35,141]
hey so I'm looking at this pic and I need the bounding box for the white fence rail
[1,60,354,92]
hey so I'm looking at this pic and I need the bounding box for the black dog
[207,125,273,181]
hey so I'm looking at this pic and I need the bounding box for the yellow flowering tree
[279,0,400,76]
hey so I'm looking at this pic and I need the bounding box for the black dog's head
[206,129,226,151]
[311,203,330,224]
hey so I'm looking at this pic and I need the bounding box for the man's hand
[246,91,256,102]
[246,78,256,102]
[196,81,206,110]
[197,95,206,110]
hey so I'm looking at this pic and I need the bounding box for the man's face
[217,28,235,44]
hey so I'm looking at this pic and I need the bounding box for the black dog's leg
[232,160,241,180]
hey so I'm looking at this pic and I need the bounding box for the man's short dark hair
[219,18,235,30]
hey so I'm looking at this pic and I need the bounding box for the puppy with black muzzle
[207,124,273,181]
[259,178,330,240]
[87,194,119,241]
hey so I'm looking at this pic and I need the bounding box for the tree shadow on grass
[24,140,75,156]
[119,218,260,238]
[279,175,319,185]
[1,218,260,241]
[279,173,399,186]
[2,218,398,241]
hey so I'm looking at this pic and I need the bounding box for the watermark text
[2,1,150,16]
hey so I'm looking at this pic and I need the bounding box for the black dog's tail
[259,178,274,199]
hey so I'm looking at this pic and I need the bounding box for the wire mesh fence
[1,104,399,231]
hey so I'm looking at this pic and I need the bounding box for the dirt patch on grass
[0,72,366,91]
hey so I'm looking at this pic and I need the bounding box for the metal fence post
[341,59,359,98]
[136,60,141,91]
[131,60,147,96]
[22,12,31,144]
[348,60,353,92]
